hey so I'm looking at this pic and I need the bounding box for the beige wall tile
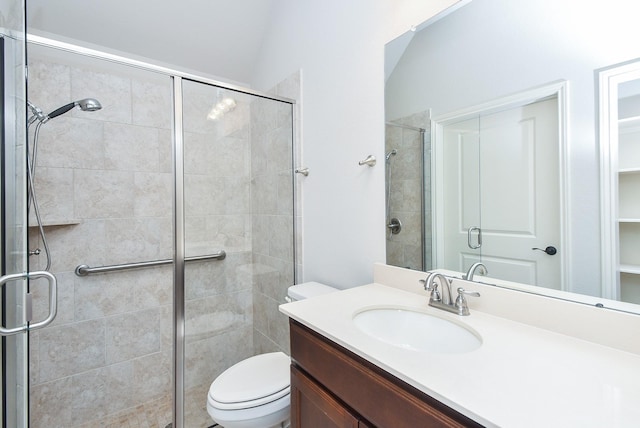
[104,123,162,172]
[38,319,106,383]
[74,272,134,321]
[30,377,74,428]
[105,308,161,364]
[132,350,172,405]
[132,79,172,129]
[29,167,74,225]
[70,67,132,124]
[74,169,135,219]
[70,361,134,422]
[36,118,105,170]
[28,60,71,113]
[133,172,172,217]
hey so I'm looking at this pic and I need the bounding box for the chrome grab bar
[74,250,226,277]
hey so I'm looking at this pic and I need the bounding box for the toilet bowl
[206,282,337,428]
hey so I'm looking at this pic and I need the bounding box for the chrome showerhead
[385,149,397,160]
[76,98,102,112]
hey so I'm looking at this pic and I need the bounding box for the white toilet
[206,282,337,428]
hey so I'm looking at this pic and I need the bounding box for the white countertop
[280,283,640,427]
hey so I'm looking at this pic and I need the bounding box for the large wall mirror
[385,0,640,312]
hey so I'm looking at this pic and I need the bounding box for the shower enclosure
[1,17,298,427]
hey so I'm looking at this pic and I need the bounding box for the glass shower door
[181,78,295,427]
[25,44,174,428]
[1,1,28,425]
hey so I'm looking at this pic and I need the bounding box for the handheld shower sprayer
[28,98,102,125]
[46,98,103,121]
[27,97,102,271]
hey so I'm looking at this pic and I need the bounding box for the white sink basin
[353,307,482,354]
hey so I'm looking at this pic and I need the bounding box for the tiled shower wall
[27,48,298,427]
[385,111,431,271]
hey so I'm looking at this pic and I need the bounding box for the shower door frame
[25,34,298,428]
[2,11,29,426]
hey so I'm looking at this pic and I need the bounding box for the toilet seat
[208,384,290,410]
[208,352,290,409]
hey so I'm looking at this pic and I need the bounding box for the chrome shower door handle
[0,271,57,336]
[467,226,482,249]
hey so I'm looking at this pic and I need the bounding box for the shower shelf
[28,219,81,228]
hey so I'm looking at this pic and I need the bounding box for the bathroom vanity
[289,319,481,427]
[280,264,640,427]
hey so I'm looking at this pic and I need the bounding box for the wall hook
[358,155,377,167]
[295,167,309,176]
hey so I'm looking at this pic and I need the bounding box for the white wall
[250,0,388,287]
[251,0,458,288]
[386,0,640,296]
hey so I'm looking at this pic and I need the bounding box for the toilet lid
[209,352,290,408]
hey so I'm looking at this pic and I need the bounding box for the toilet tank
[286,282,337,302]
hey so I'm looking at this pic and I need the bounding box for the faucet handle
[455,287,480,316]
[420,277,437,291]
[421,275,442,302]
[457,287,480,297]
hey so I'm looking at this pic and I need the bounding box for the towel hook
[358,155,376,167]
[295,167,309,176]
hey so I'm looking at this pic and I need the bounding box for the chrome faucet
[422,272,480,316]
[463,262,488,281]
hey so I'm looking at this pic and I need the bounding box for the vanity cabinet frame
[289,319,483,428]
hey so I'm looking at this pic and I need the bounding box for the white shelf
[619,264,640,275]
[619,115,640,131]
[619,218,640,223]
[619,168,640,174]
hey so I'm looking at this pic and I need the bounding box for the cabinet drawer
[290,320,483,428]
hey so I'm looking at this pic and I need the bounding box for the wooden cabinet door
[291,365,359,428]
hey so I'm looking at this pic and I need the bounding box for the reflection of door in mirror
[385,111,429,271]
[439,96,562,289]
[600,59,640,304]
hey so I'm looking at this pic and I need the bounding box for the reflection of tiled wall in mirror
[385,110,430,271]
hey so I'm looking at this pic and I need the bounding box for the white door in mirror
[443,97,561,288]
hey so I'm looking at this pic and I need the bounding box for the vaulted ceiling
[27,0,276,85]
